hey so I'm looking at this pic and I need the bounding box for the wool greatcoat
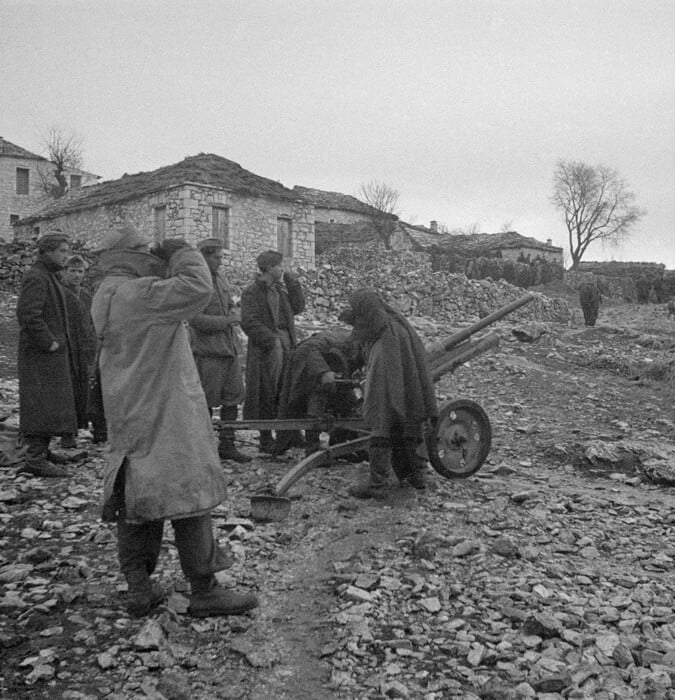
[240,273,305,420]
[348,289,438,439]
[17,259,78,437]
[61,283,96,428]
[91,248,225,524]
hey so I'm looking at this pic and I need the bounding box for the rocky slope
[1,295,675,699]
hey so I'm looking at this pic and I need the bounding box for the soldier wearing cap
[16,231,78,477]
[190,238,250,463]
[59,255,107,446]
[90,224,257,618]
[240,250,305,453]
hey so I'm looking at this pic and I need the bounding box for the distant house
[14,153,316,268]
[292,186,378,225]
[0,136,98,241]
[408,228,564,266]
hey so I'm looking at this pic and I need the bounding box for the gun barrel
[425,293,535,359]
[430,332,500,381]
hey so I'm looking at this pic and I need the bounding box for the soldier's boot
[217,406,251,462]
[188,576,258,618]
[391,439,412,486]
[258,430,276,454]
[272,430,305,457]
[348,445,391,499]
[304,430,322,457]
[60,434,77,449]
[125,569,165,618]
[17,438,68,478]
[406,440,428,491]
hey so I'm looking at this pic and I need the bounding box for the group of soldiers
[15,225,438,618]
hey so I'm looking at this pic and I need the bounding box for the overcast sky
[2,0,673,267]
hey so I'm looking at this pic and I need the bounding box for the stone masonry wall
[0,237,572,327]
[313,208,371,225]
[0,157,52,241]
[13,184,316,270]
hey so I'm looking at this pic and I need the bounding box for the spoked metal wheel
[426,399,492,479]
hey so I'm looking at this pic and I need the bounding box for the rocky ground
[1,295,675,700]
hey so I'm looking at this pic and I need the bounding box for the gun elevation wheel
[426,399,491,479]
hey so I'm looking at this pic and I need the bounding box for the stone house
[0,136,98,241]
[408,228,564,266]
[292,186,378,225]
[15,153,316,268]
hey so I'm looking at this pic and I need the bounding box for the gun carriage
[219,294,535,520]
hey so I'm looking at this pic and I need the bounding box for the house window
[212,206,230,248]
[69,174,82,189]
[16,168,29,195]
[277,217,292,258]
[154,206,166,239]
[10,215,19,226]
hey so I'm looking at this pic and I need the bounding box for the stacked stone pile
[297,247,573,326]
[0,239,572,325]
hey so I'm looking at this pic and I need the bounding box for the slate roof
[0,137,46,161]
[20,153,300,224]
[293,186,380,216]
[412,230,563,254]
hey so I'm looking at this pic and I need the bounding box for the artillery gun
[221,294,536,520]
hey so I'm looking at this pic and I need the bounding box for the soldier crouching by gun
[273,329,365,457]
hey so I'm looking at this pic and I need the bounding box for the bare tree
[358,180,400,249]
[38,125,85,198]
[551,159,645,270]
[499,220,513,233]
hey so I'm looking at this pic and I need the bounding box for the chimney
[430,220,438,232]
[546,238,552,246]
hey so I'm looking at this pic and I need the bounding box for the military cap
[37,230,69,246]
[256,249,283,271]
[197,237,224,252]
[65,254,87,268]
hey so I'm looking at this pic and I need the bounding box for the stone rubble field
[1,296,675,700]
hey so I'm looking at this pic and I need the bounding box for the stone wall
[298,245,573,327]
[1,157,98,242]
[13,184,316,269]
[0,157,51,241]
[499,245,564,265]
[313,208,371,225]
[0,237,573,327]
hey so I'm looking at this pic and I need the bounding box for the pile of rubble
[296,248,573,327]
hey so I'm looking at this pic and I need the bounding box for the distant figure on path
[579,279,602,327]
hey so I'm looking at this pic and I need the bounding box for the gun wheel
[426,399,491,479]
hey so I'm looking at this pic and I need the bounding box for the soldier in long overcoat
[17,232,78,477]
[91,225,257,619]
[240,250,305,453]
[59,255,103,446]
[340,288,438,498]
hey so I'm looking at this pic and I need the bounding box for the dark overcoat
[277,329,362,418]
[62,285,96,428]
[348,289,438,439]
[240,274,305,419]
[17,260,78,436]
